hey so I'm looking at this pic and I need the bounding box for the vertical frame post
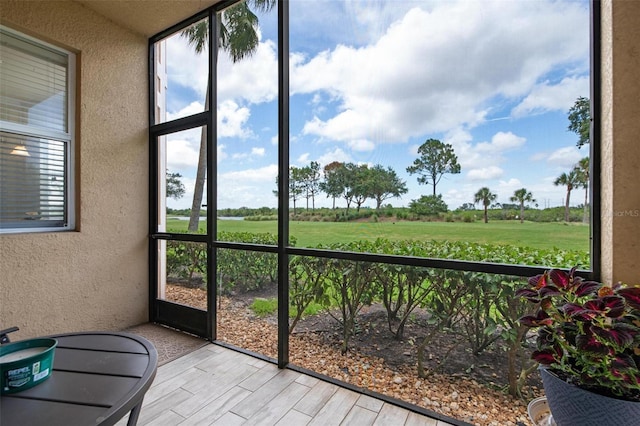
[277,0,290,368]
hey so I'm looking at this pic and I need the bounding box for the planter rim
[539,366,640,404]
[540,365,640,426]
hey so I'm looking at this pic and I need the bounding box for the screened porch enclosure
[148,1,598,425]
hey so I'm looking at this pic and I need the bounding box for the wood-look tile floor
[117,344,457,426]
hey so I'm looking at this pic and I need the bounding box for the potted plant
[517,267,640,425]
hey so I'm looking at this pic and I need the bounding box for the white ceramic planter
[527,396,556,426]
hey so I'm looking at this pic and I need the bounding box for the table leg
[126,400,144,426]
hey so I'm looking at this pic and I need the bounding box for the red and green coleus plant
[517,267,640,402]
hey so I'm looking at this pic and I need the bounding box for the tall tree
[340,163,358,215]
[407,138,461,196]
[182,0,276,232]
[166,172,186,200]
[509,188,535,224]
[369,165,408,209]
[568,96,590,148]
[574,157,590,223]
[474,187,497,223]
[319,161,345,209]
[289,166,305,215]
[554,169,580,222]
[352,164,373,212]
[300,161,321,211]
[273,166,304,215]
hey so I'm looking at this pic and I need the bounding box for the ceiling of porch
[74,0,221,37]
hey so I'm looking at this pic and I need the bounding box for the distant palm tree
[554,169,580,222]
[474,187,497,223]
[182,0,276,232]
[574,157,590,223]
[509,188,535,224]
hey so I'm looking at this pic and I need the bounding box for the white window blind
[0,26,74,232]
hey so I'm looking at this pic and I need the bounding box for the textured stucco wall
[0,0,149,339]
[600,0,640,285]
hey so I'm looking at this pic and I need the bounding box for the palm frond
[180,0,274,63]
[181,21,209,54]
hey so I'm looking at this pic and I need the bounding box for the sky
[160,0,591,212]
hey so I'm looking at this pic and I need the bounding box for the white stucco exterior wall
[0,0,149,339]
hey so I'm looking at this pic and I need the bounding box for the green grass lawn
[166,218,589,252]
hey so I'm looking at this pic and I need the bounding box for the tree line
[273,97,590,223]
[275,161,408,215]
[473,97,591,224]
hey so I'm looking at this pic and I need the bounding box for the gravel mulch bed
[166,283,542,426]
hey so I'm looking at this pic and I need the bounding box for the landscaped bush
[167,232,296,294]
[287,238,588,394]
[313,241,380,353]
[409,194,448,216]
[289,255,328,333]
[167,232,589,397]
[214,206,587,224]
[166,240,207,287]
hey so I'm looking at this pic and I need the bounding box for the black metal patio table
[1,331,157,426]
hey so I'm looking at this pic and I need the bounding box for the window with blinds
[0,26,75,232]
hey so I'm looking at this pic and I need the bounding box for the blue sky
[161,0,591,212]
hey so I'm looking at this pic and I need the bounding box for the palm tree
[182,0,276,232]
[554,169,580,222]
[474,187,497,223]
[574,157,590,223]
[509,188,535,224]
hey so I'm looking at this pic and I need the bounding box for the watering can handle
[0,326,19,344]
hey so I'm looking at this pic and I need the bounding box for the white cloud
[220,164,279,182]
[165,34,208,102]
[166,101,205,122]
[166,138,199,170]
[292,1,588,147]
[165,30,278,107]
[467,166,504,180]
[497,178,524,197]
[447,130,526,174]
[296,153,310,164]
[317,147,352,166]
[164,98,253,140]
[530,152,548,162]
[476,132,526,153]
[231,147,267,161]
[217,39,279,104]
[251,147,266,156]
[348,139,376,152]
[217,164,280,208]
[511,76,590,118]
[547,146,583,168]
[218,100,253,139]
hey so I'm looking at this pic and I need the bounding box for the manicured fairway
[166,218,589,252]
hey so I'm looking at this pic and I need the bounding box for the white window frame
[0,25,76,234]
